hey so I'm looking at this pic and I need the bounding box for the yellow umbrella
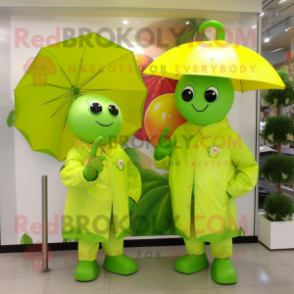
[15,33,147,161]
[144,20,284,92]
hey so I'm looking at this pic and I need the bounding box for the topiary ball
[263,70,294,107]
[261,116,294,144]
[264,193,294,221]
[277,69,290,83]
[260,154,294,184]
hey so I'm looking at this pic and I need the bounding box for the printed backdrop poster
[0,12,258,245]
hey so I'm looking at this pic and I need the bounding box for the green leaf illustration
[162,173,169,179]
[20,233,33,244]
[131,185,174,236]
[124,148,168,196]
[238,227,245,237]
[124,148,175,237]
[7,110,15,127]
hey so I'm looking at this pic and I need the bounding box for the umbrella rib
[225,45,244,87]
[42,92,72,105]
[33,97,73,155]
[42,48,73,87]
[62,100,74,130]
[240,80,243,93]
[78,52,132,89]
[59,65,74,87]
[74,38,92,86]
[78,68,104,89]
[80,89,109,91]
[79,88,146,93]
[15,93,72,126]
[79,89,109,93]
[51,96,73,118]
[63,113,69,130]
[46,83,71,90]
[74,57,84,86]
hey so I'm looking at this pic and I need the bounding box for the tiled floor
[0,243,294,293]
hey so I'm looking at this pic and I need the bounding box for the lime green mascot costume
[144,20,267,284]
[61,94,141,281]
[152,75,258,284]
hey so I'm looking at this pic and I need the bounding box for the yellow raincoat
[61,139,141,242]
[154,117,258,243]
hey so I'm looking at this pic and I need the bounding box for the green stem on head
[198,20,226,41]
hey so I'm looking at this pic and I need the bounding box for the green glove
[154,126,175,161]
[83,136,106,181]
[129,197,136,215]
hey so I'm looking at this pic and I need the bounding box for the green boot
[211,258,237,284]
[175,253,209,274]
[103,254,138,275]
[75,260,99,282]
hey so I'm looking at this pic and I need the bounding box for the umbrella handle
[198,20,225,41]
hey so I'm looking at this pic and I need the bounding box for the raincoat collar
[184,117,230,138]
[74,137,116,157]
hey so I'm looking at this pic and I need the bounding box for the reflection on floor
[1,243,294,293]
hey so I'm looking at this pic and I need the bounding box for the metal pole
[42,175,48,271]
[254,12,262,237]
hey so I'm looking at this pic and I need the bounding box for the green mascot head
[175,75,234,125]
[68,94,123,144]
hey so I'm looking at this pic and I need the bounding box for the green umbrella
[15,33,147,161]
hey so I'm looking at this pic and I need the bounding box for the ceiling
[0,0,262,13]
[261,0,294,52]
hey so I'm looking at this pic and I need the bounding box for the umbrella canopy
[144,20,285,92]
[15,33,147,161]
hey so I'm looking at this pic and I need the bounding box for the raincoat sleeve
[124,152,142,203]
[226,136,258,198]
[60,147,100,188]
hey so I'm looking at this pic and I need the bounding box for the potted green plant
[258,70,294,249]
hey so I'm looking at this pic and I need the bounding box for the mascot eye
[108,104,119,116]
[89,101,102,114]
[204,87,219,102]
[181,86,194,102]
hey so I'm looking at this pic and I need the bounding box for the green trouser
[187,195,233,259]
[78,221,123,261]
[184,225,233,259]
